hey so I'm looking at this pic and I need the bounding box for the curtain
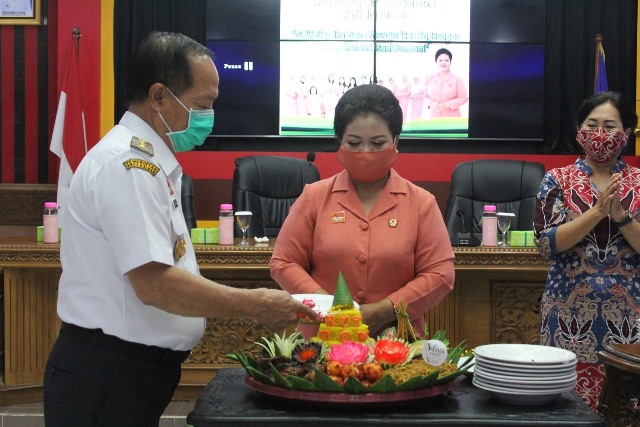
[543,0,637,154]
[113,0,206,123]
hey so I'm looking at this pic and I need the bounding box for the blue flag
[594,43,608,93]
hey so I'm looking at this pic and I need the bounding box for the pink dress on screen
[425,71,468,118]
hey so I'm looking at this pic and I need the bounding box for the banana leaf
[269,364,292,389]
[368,374,398,393]
[342,376,370,393]
[432,330,446,341]
[226,351,261,372]
[232,335,471,393]
[288,375,319,391]
[312,368,345,392]
[435,368,466,385]
[246,365,274,384]
[396,375,427,391]
[447,340,468,364]
[397,369,441,391]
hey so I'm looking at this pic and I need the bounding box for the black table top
[187,368,605,427]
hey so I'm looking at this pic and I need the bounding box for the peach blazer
[270,169,455,335]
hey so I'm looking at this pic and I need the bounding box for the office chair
[444,159,545,246]
[181,173,197,233]
[232,155,321,238]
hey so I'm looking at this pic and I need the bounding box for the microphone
[306,152,316,163]
[304,152,316,185]
[455,209,471,246]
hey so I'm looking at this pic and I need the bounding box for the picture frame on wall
[0,0,40,25]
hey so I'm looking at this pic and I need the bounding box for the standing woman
[270,84,455,337]
[534,91,640,411]
[424,48,468,118]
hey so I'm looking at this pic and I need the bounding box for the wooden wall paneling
[192,179,232,222]
[456,270,492,349]
[425,283,461,344]
[454,269,547,349]
[0,184,57,226]
[493,281,544,345]
[3,267,59,386]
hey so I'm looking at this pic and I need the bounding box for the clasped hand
[596,172,625,222]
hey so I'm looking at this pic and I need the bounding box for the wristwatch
[613,211,633,228]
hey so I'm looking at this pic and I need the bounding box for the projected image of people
[425,48,468,118]
[409,76,427,121]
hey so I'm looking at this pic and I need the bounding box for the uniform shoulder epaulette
[130,136,154,156]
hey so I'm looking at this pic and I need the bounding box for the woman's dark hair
[125,32,213,105]
[334,84,403,140]
[576,91,638,131]
[434,48,452,62]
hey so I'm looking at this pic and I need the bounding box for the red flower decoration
[373,339,410,365]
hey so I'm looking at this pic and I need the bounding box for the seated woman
[270,84,455,337]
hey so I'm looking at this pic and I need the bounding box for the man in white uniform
[43,32,317,426]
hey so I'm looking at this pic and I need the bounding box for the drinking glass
[497,213,513,247]
[235,211,252,245]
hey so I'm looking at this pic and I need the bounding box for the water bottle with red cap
[43,202,58,243]
[481,205,497,247]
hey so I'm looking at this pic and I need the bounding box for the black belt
[61,322,191,367]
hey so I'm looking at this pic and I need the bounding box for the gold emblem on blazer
[331,211,346,224]
[174,235,186,261]
[388,218,398,228]
[130,136,154,156]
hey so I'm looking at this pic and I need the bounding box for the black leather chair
[232,155,321,238]
[443,159,545,246]
[181,173,197,233]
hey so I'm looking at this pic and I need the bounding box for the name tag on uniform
[331,211,346,224]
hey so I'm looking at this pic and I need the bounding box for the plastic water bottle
[218,203,234,245]
[43,202,58,243]
[481,205,497,247]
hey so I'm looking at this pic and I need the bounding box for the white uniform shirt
[57,112,205,351]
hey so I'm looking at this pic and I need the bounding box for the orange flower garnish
[373,339,410,365]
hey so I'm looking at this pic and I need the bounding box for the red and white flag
[49,39,87,216]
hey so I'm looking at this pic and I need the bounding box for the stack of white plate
[472,344,577,405]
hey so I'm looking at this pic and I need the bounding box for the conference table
[187,368,604,426]
[0,236,550,404]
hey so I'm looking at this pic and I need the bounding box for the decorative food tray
[245,374,460,406]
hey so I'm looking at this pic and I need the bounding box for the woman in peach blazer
[270,84,455,337]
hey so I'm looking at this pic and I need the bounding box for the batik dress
[534,157,640,411]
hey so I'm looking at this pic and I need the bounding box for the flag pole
[50,26,88,215]
[594,34,603,93]
[72,27,81,54]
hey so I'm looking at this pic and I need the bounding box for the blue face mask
[158,88,215,152]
